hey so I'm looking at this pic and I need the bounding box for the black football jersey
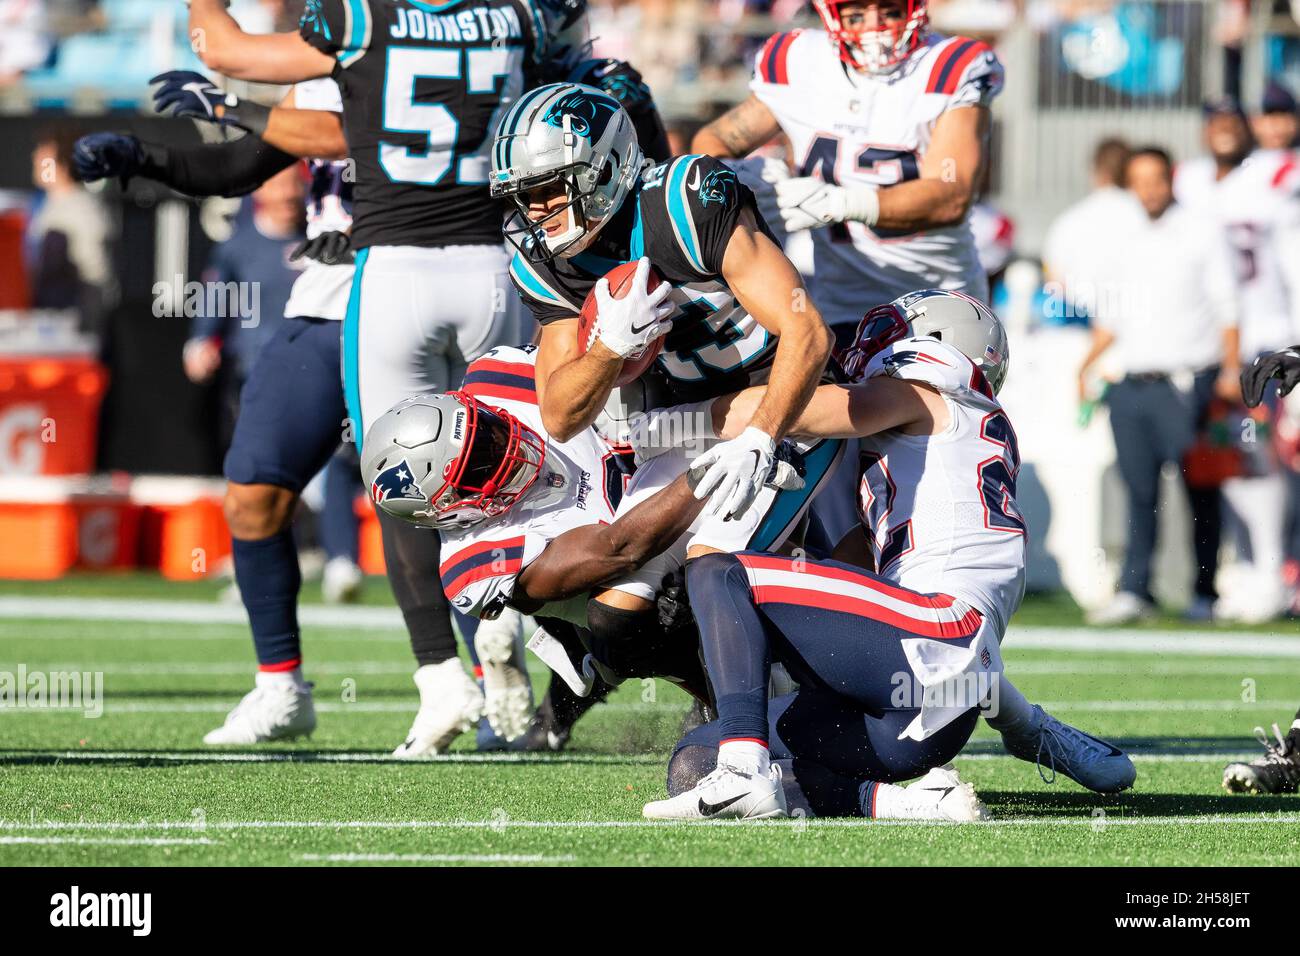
[509,154,782,402]
[299,0,547,250]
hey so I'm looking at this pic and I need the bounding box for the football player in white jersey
[645,291,1136,821]
[360,344,807,706]
[692,0,1002,339]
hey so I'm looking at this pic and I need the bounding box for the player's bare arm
[512,472,706,605]
[692,94,782,158]
[535,319,625,441]
[189,0,334,83]
[712,375,948,441]
[260,105,349,161]
[719,208,834,440]
[874,104,989,230]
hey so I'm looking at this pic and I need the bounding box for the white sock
[718,739,770,777]
[256,667,306,692]
[862,782,909,818]
[981,675,1035,732]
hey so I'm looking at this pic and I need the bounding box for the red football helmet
[813,0,929,73]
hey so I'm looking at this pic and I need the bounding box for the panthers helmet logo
[542,91,620,141]
[698,167,737,206]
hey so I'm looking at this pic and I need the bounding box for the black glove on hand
[291,231,354,266]
[72,132,145,184]
[150,71,271,136]
[1241,347,1300,408]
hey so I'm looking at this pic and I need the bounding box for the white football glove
[775,176,879,233]
[724,156,789,231]
[689,426,777,520]
[593,257,674,359]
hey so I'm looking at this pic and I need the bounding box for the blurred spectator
[184,166,306,448]
[1077,147,1240,624]
[0,0,51,87]
[26,127,114,332]
[1042,137,1141,322]
[1254,79,1299,150]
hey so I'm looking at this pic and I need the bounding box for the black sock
[232,531,302,669]
[1287,705,1300,750]
[375,507,457,666]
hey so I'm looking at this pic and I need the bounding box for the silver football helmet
[362,392,552,531]
[491,82,643,258]
[841,289,1010,393]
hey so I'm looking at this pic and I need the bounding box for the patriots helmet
[491,82,643,258]
[813,0,929,74]
[362,392,550,531]
[841,289,1010,394]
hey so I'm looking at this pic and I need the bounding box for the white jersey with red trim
[1174,149,1300,358]
[437,345,631,626]
[750,30,1004,327]
[855,337,1026,639]
[283,77,355,322]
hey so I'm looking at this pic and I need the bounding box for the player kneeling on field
[644,290,1135,821]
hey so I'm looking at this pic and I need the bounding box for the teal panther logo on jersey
[698,167,737,206]
[299,0,331,39]
[542,91,619,141]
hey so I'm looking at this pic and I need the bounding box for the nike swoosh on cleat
[698,793,746,816]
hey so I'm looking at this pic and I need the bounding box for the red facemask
[813,0,928,73]
[433,392,547,524]
[839,303,912,380]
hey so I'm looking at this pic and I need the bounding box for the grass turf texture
[2,576,1300,866]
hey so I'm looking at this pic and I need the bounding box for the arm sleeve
[138,135,299,199]
[645,156,756,283]
[298,0,364,60]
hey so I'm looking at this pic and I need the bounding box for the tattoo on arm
[705,97,778,156]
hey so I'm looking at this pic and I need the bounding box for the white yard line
[0,815,1296,832]
[4,596,1300,657]
[0,748,1267,764]
[0,699,1282,715]
[301,852,575,863]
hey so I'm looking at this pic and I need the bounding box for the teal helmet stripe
[496,84,557,174]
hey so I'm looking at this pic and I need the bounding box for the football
[577,259,668,386]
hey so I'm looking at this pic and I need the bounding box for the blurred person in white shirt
[1042,137,1143,323]
[0,0,51,86]
[1176,95,1300,621]
[1076,147,1241,625]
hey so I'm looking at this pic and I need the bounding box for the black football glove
[291,231,354,266]
[1241,347,1300,407]
[72,132,145,184]
[150,71,271,136]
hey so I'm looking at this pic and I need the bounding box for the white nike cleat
[869,765,989,822]
[203,672,316,744]
[320,556,365,604]
[643,762,788,820]
[474,608,534,743]
[391,659,485,759]
[999,704,1136,793]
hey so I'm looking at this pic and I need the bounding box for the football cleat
[1223,724,1300,795]
[642,762,787,820]
[474,608,534,743]
[203,674,316,744]
[320,556,365,604]
[999,704,1136,793]
[868,765,989,822]
[391,659,485,759]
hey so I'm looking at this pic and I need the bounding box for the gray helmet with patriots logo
[362,392,553,531]
[491,81,644,258]
[842,289,1010,394]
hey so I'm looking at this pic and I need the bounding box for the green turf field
[2,576,1299,866]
